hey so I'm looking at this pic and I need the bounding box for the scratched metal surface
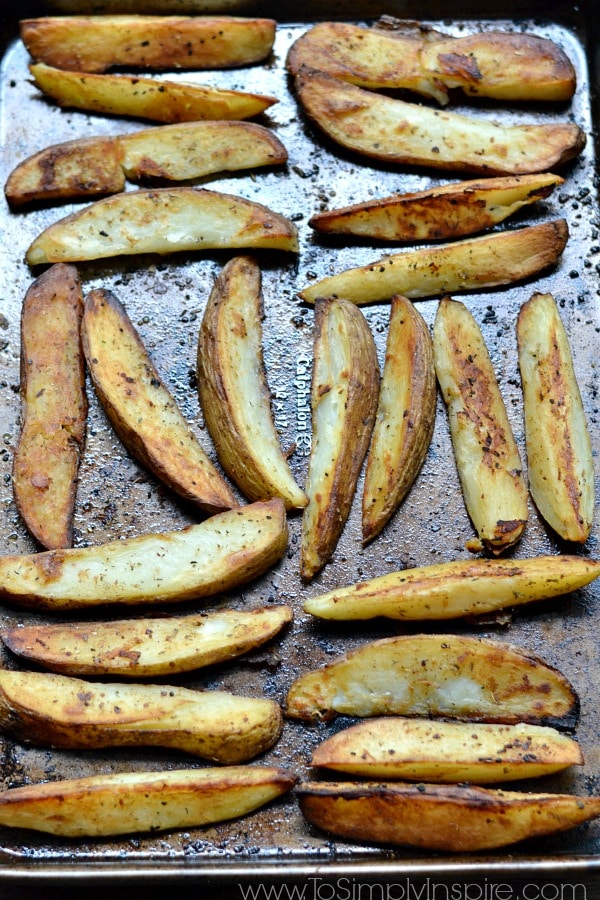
[0,0,599,882]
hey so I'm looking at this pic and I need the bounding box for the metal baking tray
[0,0,599,889]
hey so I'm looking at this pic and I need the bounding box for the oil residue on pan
[0,3,598,873]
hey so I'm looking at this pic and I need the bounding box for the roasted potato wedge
[82,288,236,515]
[5,135,125,207]
[517,292,595,543]
[12,264,87,550]
[298,781,600,852]
[21,16,276,73]
[29,63,277,123]
[287,22,576,105]
[0,766,295,838]
[198,256,307,511]
[285,634,579,727]
[1,606,292,677]
[6,121,287,207]
[300,298,379,579]
[294,68,585,175]
[362,296,435,543]
[26,187,299,265]
[309,174,564,243]
[433,297,528,554]
[311,717,583,782]
[304,554,600,621]
[0,670,282,764]
[298,220,568,306]
[0,499,288,611]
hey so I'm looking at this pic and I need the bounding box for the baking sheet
[0,0,599,882]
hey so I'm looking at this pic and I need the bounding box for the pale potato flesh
[26,187,299,265]
[304,555,600,621]
[362,296,435,543]
[309,174,564,242]
[0,499,288,610]
[198,256,307,510]
[1,606,292,677]
[287,22,576,104]
[0,670,282,764]
[298,781,600,851]
[82,288,237,514]
[433,298,528,554]
[517,292,595,542]
[6,122,287,206]
[294,68,585,175]
[30,63,277,124]
[21,16,276,72]
[311,717,583,782]
[0,766,295,837]
[299,220,568,305]
[300,298,379,579]
[12,264,87,550]
[285,634,579,727]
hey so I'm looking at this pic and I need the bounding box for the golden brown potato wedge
[6,121,287,207]
[311,717,583,783]
[5,136,125,207]
[21,16,276,73]
[517,292,594,543]
[0,499,288,611]
[198,256,307,511]
[309,174,564,243]
[29,63,278,123]
[12,264,87,551]
[300,298,379,579]
[287,22,576,105]
[433,297,528,554]
[0,766,295,838]
[1,606,292,677]
[298,781,600,852]
[0,670,282,764]
[82,288,236,515]
[26,187,299,265]
[298,220,569,306]
[362,296,435,543]
[285,634,579,727]
[304,554,600,621]
[294,68,584,175]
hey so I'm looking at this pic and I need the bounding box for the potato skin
[0,499,288,610]
[311,717,583,783]
[285,634,579,728]
[362,296,435,543]
[82,288,237,515]
[0,766,296,837]
[0,670,282,764]
[301,298,379,579]
[294,67,584,175]
[1,606,292,678]
[29,63,277,124]
[21,16,276,73]
[433,297,528,554]
[517,292,594,542]
[12,264,87,550]
[298,781,600,851]
[198,256,307,510]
